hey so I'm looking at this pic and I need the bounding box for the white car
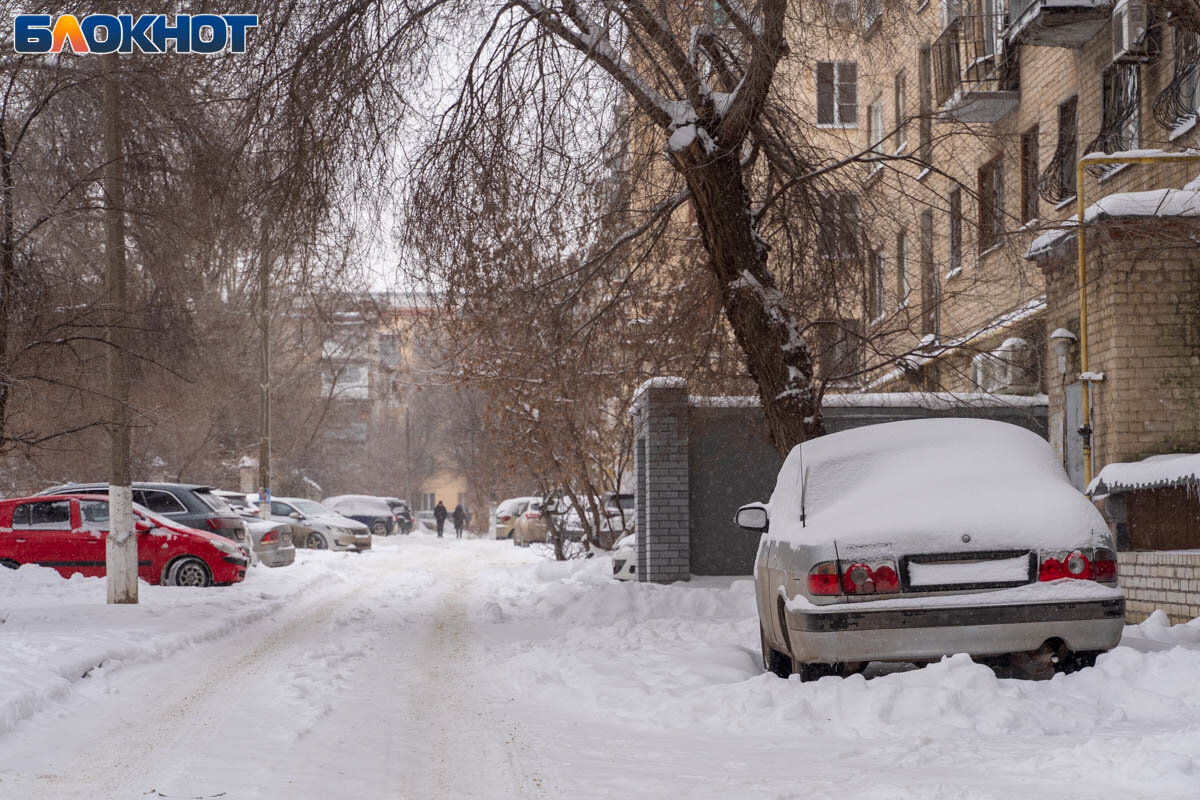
[611,533,636,580]
[737,418,1125,681]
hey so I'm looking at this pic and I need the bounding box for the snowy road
[2,534,1200,799]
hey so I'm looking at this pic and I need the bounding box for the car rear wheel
[371,521,387,536]
[168,557,212,587]
[0,559,18,570]
[306,532,328,550]
[761,625,792,679]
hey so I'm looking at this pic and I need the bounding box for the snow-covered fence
[631,378,1048,581]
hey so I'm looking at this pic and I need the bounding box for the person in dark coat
[434,500,447,538]
[452,503,466,539]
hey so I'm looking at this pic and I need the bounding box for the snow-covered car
[512,498,547,546]
[267,497,370,551]
[736,418,1125,681]
[322,495,394,537]
[494,496,533,540]
[611,533,636,580]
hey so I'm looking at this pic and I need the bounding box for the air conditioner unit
[941,0,964,28]
[1113,0,1152,63]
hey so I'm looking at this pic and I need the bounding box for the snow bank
[475,550,1200,798]
[1088,452,1200,494]
[0,550,351,736]
[1025,186,1200,259]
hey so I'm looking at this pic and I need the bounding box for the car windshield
[292,500,330,515]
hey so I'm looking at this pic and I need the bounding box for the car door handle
[15,538,26,543]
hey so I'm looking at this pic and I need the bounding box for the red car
[0,494,248,586]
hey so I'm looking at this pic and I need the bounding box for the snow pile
[321,494,392,516]
[1088,452,1200,495]
[0,550,352,736]
[477,550,1200,798]
[767,418,1108,551]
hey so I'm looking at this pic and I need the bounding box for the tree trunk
[0,120,15,448]
[103,53,136,604]
[670,147,824,458]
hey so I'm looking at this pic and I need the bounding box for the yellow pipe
[1072,151,1200,486]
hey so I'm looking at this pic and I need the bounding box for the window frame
[1020,126,1039,224]
[947,188,963,277]
[895,230,910,309]
[977,156,1005,253]
[816,61,859,127]
[893,70,908,152]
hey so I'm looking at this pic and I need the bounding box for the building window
[918,45,932,166]
[894,70,908,151]
[920,209,938,336]
[895,230,910,308]
[817,318,863,383]
[867,97,885,164]
[1087,64,1140,178]
[1039,97,1077,204]
[948,188,962,276]
[817,61,858,126]
[817,192,861,260]
[1020,127,1039,223]
[977,156,1004,253]
[868,248,886,321]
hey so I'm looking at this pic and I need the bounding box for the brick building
[784,1,1200,489]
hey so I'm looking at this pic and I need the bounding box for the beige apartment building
[782,0,1200,487]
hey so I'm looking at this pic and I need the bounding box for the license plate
[907,555,1030,587]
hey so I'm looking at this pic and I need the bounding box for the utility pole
[258,226,271,518]
[103,52,136,604]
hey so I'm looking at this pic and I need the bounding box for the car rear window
[136,489,187,514]
[195,489,231,513]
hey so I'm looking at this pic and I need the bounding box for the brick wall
[1043,236,1200,471]
[632,380,691,583]
[1118,551,1200,624]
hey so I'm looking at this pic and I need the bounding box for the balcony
[1006,0,1112,49]
[1153,29,1200,135]
[932,4,1019,123]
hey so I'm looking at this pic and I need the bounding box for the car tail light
[499,514,511,522]
[1039,549,1109,582]
[841,560,900,595]
[260,529,278,544]
[1093,548,1118,583]
[807,562,840,595]
[206,517,242,540]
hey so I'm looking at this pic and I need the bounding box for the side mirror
[134,518,154,534]
[289,511,302,520]
[735,503,769,532]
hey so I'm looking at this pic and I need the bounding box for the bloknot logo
[14,13,258,54]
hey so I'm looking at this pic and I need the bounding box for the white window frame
[817,61,858,127]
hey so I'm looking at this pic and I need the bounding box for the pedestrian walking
[434,500,447,538]
[452,503,466,539]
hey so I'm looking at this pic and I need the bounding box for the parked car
[382,497,413,534]
[322,495,394,537]
[736,418,1125,681]
[494,496,533,540]
[39,482,248,547]
[0,494,249,586]
[265,497,371,551]
[213,490,295,568]
[512,498,547,546]
[611,533,636,580]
